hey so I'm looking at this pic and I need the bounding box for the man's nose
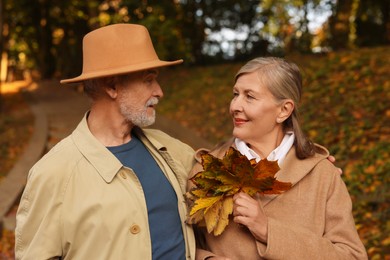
[154,83,163,98]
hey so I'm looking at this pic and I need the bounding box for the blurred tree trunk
[31,0,55,79]
[328,0,354,50]
[180,0,205,64]
[384,0,390,43]
[0,0,3,112]
[298,0,312,53]
[58,21,89,80]
[57,2,91,79]
[355,0,390,46]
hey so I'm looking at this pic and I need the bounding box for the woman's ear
[276,99,294,123]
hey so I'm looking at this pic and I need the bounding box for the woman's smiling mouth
[233,118,248,126]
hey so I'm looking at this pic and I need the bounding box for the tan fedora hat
[61,23,183,84]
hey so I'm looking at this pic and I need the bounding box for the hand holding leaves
[186,147,291,236]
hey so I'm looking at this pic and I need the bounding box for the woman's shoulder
[313,143,330,158]
[282,145,339,183]
[312,144,341,174]
[305,147,342,183]
[194,138,235,163]
[311,143,339,171]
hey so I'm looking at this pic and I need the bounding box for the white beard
[119,97,158,127]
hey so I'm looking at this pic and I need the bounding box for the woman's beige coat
[15,115,196,260]
[189,139,367,260]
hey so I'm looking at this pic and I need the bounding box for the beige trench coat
[189,139,368,260]
[15,114,196,260]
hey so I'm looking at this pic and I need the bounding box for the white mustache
[146,97,159,107]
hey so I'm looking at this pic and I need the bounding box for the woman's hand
[232,192,268,243]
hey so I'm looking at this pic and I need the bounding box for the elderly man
[15,24,195,259]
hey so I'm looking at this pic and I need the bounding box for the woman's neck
[246,128,285,158]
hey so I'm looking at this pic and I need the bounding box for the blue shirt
[107,136,185,260]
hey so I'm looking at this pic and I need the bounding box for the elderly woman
[188,57,367,260]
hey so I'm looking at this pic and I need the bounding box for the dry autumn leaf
[186,147,292,236]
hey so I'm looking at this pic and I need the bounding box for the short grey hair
[83,74,134,100]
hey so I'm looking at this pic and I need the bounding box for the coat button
[120,172,127,179]
[130,224,140,234]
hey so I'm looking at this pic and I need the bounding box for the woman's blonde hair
[235,57,315,159]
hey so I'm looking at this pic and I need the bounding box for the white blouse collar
[234,131,295,166]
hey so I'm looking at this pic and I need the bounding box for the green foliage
[158,46,390,258]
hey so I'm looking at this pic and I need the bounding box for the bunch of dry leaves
[186,147,291,236]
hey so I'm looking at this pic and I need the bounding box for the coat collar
[261,146,328,205]
[71,113,167,183]
[71,113,122,183]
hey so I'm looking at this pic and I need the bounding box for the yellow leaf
[382,236,390,246]
[191,189,208,198]
[204,200,222,233]
[190,195,222,216]
[186,209,204,224]
[213,196,233,236]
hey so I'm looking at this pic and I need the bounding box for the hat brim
[60,59,183,84]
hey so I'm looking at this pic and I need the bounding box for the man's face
[116,69,162,127]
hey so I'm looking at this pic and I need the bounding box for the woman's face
[230,71,282,146]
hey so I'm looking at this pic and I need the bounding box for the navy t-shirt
[107,136,185,260]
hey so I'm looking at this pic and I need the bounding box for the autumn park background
[0,0,389,259]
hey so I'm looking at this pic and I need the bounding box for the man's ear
[276,99,294,123]
[105,85,118,99]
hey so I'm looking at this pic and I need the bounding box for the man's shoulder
[30,135,83,179]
